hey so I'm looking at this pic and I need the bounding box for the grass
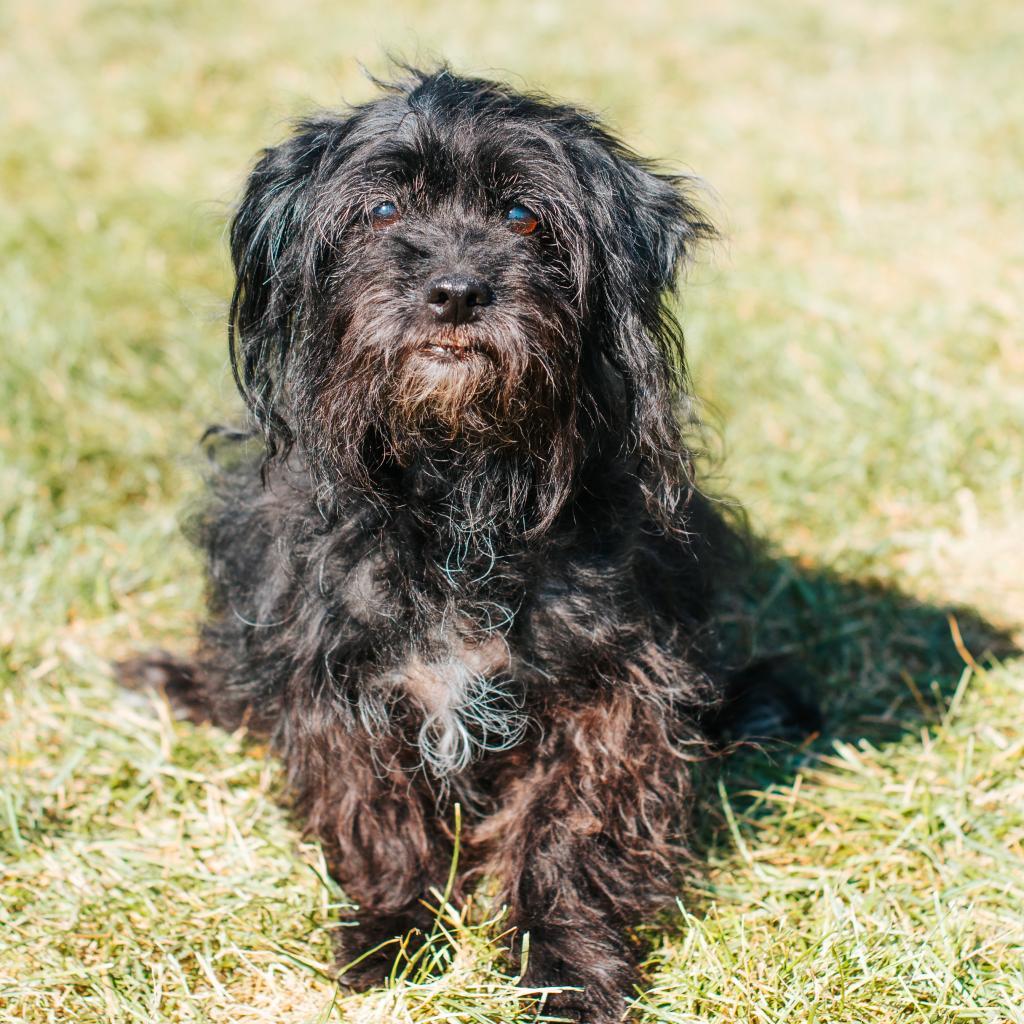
[2,0,1022,1020]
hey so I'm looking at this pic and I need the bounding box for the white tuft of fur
[415,659,527,777]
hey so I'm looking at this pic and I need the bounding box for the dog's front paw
[537,991,625,1024]
[334,912,429,991]
[522,938,631,1024]
[533,982,628,1024]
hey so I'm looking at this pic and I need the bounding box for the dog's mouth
[416,335,491,360]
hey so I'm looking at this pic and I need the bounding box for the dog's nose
[425,276,492,325]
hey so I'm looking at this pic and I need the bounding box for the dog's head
[228,67,714,531]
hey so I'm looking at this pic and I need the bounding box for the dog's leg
[476,691,695,1024]
[326,790,452,989]
[291,734,455,990]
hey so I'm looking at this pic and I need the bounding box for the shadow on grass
[738,550,1013,725]
[628,542,1024,975]
[696,539,1020,843]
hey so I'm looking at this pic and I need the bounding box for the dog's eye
[505,205,540,236]
[370,201,401,228]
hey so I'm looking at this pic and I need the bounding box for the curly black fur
[121,66,764,1023]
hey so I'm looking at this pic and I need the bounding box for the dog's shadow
[691,540,1018,860]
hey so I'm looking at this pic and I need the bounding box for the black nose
[425,275,492,325]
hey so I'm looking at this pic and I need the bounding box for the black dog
[123,66,762,1023]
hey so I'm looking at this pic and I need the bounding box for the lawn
[2,1,1023,1021]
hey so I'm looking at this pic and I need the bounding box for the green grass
[2,1,1022,1021]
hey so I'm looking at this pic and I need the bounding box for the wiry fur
[120,67,751,1023]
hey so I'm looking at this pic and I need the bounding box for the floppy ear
[580,133,714,294]
[582,139,716,529]
[228,120,341,457]
[625,165,712,291]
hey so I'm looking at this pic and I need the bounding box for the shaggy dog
[121,66,778,1022]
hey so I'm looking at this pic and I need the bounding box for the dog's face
[307,94,586,451]
[229,68,713,529]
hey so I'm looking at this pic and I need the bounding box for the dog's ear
[228,119,344,457]
[581,140,716,530]
[611,159,712,293]
[578,133,715,296]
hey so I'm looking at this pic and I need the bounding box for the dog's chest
[398,633,510,713]
[380,631,522,775]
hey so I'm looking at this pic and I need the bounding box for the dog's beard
[390,329,505,441]
[296,292,583,533]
